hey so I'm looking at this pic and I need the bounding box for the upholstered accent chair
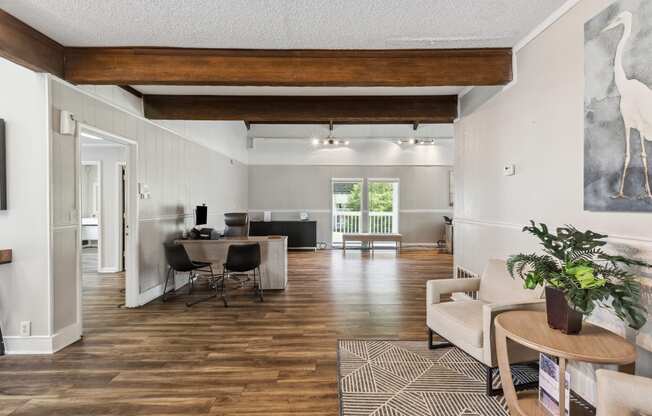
[426,259,545,395]
[596,369,652,415]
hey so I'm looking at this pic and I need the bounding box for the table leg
[343,239,346,253]
[559,357,567,416]
[495,327,519,414]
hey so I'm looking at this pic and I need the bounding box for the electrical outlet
[19,321,31,337]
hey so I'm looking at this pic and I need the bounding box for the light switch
[503,164,516,176]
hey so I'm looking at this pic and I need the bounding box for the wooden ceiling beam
[143,95,458,123]
[64,47,512,87]
[0,9,64,76]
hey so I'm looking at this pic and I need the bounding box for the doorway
[367,179,399,245]
[331,179,363,245]
[331,178,400,247]
[76,124,139,335]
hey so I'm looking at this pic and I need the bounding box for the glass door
[331,179,363,245]
[368,180,399,239]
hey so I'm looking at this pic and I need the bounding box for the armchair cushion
[597,369,652,416]
[478,259,543,304]
[428,300,486,348]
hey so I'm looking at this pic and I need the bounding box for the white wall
[0,58,50,352]
[47,77,249,353]
[156,120,249,164]
[81,144,127,272]
[454,0,652,403]
[248,124,454,166]
[248,165,453,246]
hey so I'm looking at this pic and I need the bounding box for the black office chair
[223,243,263,305]
[163,243,215,302]
[224,213,249,237]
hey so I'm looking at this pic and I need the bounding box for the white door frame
[77,124,140,313]
[330,178,364,246]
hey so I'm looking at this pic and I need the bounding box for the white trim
[399,209,453,214]
[248,208,452,214]
[50,77,248,165]
[454,217,652,246]
[4,323,81,354]
[249,162,454,167]
[98,267,120,274]
[51,323,81,353]
[3,335,53,355]
[513,0,582,52]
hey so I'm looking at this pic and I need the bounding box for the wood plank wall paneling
[143,95,459,123]
[63,47,513,86]
[0,9,64,76]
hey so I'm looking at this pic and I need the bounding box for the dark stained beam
[0,9,64,76]
[65,48,512,87]
[144,95,458,124]
[118,85,143,98]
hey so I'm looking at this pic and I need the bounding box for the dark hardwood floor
[0,249,452,416]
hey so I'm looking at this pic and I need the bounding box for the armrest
[427,278,481,305]
[482,299,546,366]
[597,370,652,416]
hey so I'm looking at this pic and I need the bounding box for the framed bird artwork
[584,0,652,212]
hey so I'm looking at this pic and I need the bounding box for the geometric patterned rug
[337,340,527,416]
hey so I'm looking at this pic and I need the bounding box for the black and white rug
[337,339,553,416]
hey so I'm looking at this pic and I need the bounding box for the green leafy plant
[507,221,651,330]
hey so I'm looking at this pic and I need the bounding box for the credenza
[250,221,317,250]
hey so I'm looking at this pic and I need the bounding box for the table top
[495,310,636,365]
[176,236,287,244]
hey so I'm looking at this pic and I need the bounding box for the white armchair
[426,259,544,395]
[596,370,652,415]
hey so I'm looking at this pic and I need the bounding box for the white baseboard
[3,335,53,354]
[52,323,82,353]
[98,267,120,273]
[136,275,189,306]
[4,322,81,354]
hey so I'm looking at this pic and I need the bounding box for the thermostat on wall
[503,164,516,176]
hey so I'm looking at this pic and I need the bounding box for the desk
[495,310,636,416]
[176,236,288,290]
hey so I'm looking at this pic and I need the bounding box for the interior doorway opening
[77,125,139,338]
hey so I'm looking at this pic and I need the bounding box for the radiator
[453,265,479,300]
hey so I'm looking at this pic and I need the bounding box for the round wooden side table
[495,310,636,416]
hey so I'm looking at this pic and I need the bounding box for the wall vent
[453,265,479,300]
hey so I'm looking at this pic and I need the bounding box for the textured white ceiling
[133,85,466,96]
[0,0,567,49]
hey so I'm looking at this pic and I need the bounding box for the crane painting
[584,0,652,212]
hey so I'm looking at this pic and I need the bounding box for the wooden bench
[342,233,402,253]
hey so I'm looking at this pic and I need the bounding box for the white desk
[176,236,288,290]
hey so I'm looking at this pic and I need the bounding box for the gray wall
[50,78,248,335]
[454,0,652,404]
[248,165,452,246]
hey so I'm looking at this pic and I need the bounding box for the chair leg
[486,367,502,396]
[257,267,264,302]
[427,328,453,350]
[163,268,174,302]
[222,266,229,307]
[188,271,195,295]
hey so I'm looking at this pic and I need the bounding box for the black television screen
[0,119,5,210]
[196,204,207,226]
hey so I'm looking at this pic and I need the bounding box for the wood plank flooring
[0,249,452,415]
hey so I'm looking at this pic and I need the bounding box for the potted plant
[507,221,650,334]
